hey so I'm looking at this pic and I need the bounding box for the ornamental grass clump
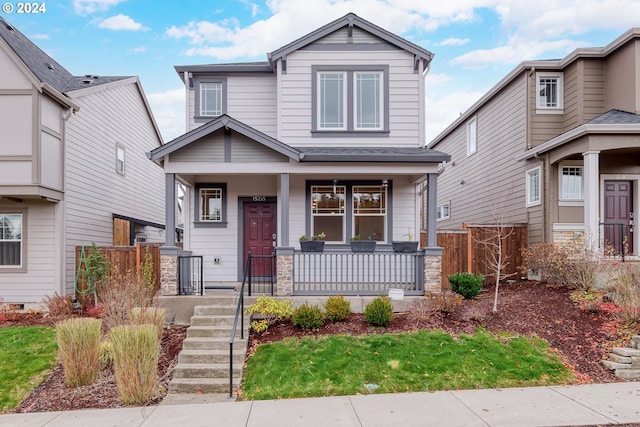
[364,295,393,327]
[55,317,102,387]
[324,295,351,322]
[110,324,159,405]
[292,303,325,330]
[130,307,166,340]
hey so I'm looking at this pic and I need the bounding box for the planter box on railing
[300,240,325,252]
[391,241,419,253]
[350,240,377,252]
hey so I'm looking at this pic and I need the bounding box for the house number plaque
[252,196,267,202]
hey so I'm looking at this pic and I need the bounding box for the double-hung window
[0,213,22,268]
[116,144,125,175]
[313,66,388,134]
[536,72,563,112]
[311,185,345,242]
[559,163,583,205]
[526,166,542,207]
[195,184,227,227]
[436,202,450,221]
[466,117,477,156]
[352,186,386,241]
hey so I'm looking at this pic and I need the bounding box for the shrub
[55,317,102,387]
[130,307,166,340]
[427,291,464,314]
[246,297,293,333]
[99,340,114,369]
[110,324,159,405]
[407,297,436,324]
[364,295,393,327]
[448,272,484,299]
[97,269,156,330]
[42,292,74,319]
[324,295,351,322]
[292,304,325,330]
[607,263,640,322]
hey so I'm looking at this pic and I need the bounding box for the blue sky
[2,0,639,142]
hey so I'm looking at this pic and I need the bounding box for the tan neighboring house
[150,13,450,296]
[429,28,640,256]
[0,18,165,306]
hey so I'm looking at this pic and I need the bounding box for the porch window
[0,213,22,267]
[526,166,541,207]
[195,183,227,227]
[311,185,345,242]
[536,72,563,112]
[352,186,386,241]
[560,165,583,202]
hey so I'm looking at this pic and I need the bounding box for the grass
[242,328,573,400]
[0,326,57,413]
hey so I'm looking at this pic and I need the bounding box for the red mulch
[3,281,633,413]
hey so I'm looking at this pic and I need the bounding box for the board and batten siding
[63,81,165,293]
[187,74,277,136]
[279,48,421,147]
[434,75,539,240]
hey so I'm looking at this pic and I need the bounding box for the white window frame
[436,201,450,221]
[116,144,125,175]
[318,72,347,130]
[311,185,346,243]
[352,185,387,241]
[536,72,563,113]
[354,71,384,131]
[559,162,584,206]
[466,116,477,156]
[526,166,542,207]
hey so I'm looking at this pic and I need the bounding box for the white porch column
[583,151,600,249]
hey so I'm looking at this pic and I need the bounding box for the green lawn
[242,328,572,400]
[0,326,57,413]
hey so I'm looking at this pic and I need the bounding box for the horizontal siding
[0,94,32,157]
[170,134,225,162]
[230,133,288,163]
[64,82,165,289]
[434,75,532,231]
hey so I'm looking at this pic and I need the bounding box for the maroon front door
[243,202,276,277]
[603,180,633,254]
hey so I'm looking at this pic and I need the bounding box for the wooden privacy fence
[437,224,527,289]
[74,243,162,292]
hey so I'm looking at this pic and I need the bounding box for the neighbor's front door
[243,202,277,277]
[603,180,633,254]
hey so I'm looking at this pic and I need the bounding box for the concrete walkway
[1,382,639,426]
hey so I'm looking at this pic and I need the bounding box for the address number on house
[252,196,267,202]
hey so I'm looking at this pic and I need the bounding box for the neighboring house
[429,28,640,256]
[150,13,450,296]
[0,18,165,306]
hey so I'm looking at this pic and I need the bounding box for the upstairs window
[195,78,227,119]
[536,72,563,112]
[526,166,542,207]
[466,116,477,156]
[0,212,22,268]
[116,144,125,175]
[313,66,388,135]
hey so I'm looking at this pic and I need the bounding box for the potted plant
[350,235,376,252]
[392,228,419,253]
[299,232,326,252]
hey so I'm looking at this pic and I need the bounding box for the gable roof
[268,13,433,70]
[429,27,640,149]
[149,114,450,164]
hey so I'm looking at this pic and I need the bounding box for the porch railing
[600,222,628,260]
[293,250,424,295]
[177,255,204,295]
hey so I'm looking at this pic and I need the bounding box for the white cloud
[30,34,50,40]
[438,38,469,46]
[425,89,485,143]
[73,0,124,15]
[147,88,186,142]
[98,14,148,31]
[129,46,147,53]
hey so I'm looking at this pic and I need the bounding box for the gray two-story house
[0,18,165,306]
[430,28,640,257]
[150,13,450,296]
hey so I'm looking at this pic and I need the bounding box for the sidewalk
[1,382,639,427]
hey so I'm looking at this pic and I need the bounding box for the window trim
[436,201,450,222]
[0,209,27,272]
[526,166,542,207]
[311,65,389,137]
[194,77,227,122]
[352,184,387,242]
[306,180,392,244]
[466,116,477,156]
[536,72,563,113]
[116,143,125,176]
[194,183,228,228]
[559,162,584,206]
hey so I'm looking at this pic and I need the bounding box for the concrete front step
[187,325,246,338]
[168,377,240,394]
[612,347,640,357]
[190,315,250,327]
[193,304,239,316]
[178,349,245,364]
[173,363,243,379]
[182,337,241,351]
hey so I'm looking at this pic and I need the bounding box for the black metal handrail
[177,255,204,295]
[247,251,276,296]
[228,251,252,398]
